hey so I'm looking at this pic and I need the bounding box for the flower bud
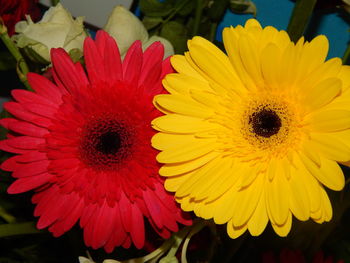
[104,5,174,58]
[12,3,87,63]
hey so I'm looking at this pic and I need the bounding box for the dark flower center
[96,131,121,155]
[249,108,281,138]
[79,117,133,170]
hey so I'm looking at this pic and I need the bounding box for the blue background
[216,0,350,59]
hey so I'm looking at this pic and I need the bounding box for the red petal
[4,136,45,150]
[51,48,83,95]
[139,41,163,92]
[49,196,84,237]
[33,186,59,216]
[84,36,105,85]
[12,160,49,178]
[143,188,164,229]
[96,30,123,83]
[118,191,132,233]
[37,191,68,229]
[16,151,47,163]
[161,56,174,79]
[12,89,58,108]
[122,40,142,85]
[27,73,63,104]
[1,155,22,171]
[0,118,48,137]
[80,203,97,228]
[130,203,145,249]
[74,62,89,87]
[4,102,53,128]
[91,201,115,249]
[21,102,58,118]
[8,173,53,194]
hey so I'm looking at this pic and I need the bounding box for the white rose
[104,6,174,59]
[13,3,87,63]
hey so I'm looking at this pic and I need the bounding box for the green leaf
[207,0,230,22]
[230,0,257,16]
[0,51,16,71]
[139,0,174,17]
[160,21,189,54]
[68,48,83,63]
[177,0,195,16]
[142,16,164,30]
[0,222,43,238]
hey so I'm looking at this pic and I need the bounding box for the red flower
[0,0,40,36]
[0,30,191,252]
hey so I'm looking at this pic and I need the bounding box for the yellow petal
[159,151,220,176]
[213,188,237,224]
[164,175,190,192]
[288,166,310,221]
[238,34,264,87]
[156,138,216,163]
[188,39,245,95]
[152,133,198,150]
[245,18,262,29]
[260,43,281,89]
[294,154,321,212]
[164,73,212,95]
[179,196,195,212]
[320,186,332,222]
[309,132,350,162]
[170,54,203,80]
[152,114,218,134]
[154,94,214,118]
[301,140,321,166]
[222,27,256,91]
[227,219,248,239]
[189,89,221,109]
[266,171,289,225]
[297,35,329,78]
[300,57,342,94]
[232,174,264,227]
[247,188,269,236]
[271,211,292,237]
[302,78,341,112]
[176,156,225,197]
[338,65,350,92]
[278,41,298,87]
[192,158,236,201]
[304,110,350,132]
[299,153,345,191]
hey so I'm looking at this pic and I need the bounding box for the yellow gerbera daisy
[152,18,350,238]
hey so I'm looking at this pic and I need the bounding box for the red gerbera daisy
[0,30,191,252]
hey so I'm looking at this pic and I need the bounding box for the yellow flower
[152,19,350,238]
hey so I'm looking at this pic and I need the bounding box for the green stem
[0,18,31,90]
[161,0,190,25]
[181,219,207,263]
[0,222,42,237]
[191,0,203,37]
[342,43,350,65]
[287,0,317,43]
[209,22,218,42]
[0,206,16,223]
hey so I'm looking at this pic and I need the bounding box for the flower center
[79,116,133,170]
[96,131,121,155]
[249,108,282,138]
